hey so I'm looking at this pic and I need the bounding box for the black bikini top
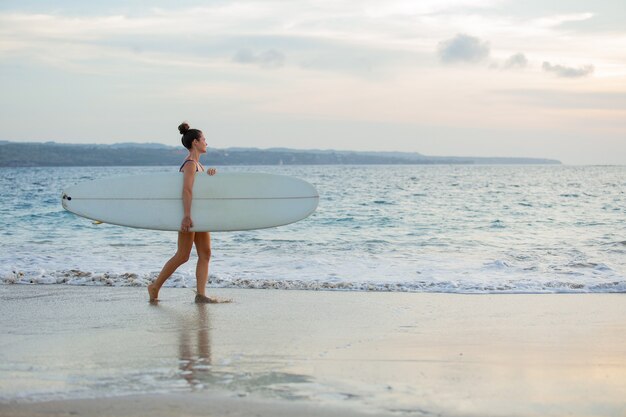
[179,160,202,173]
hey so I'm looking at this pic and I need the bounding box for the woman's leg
[148,232,195,301]
[193,232,211,297]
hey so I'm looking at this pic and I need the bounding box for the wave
[2,269,625,294]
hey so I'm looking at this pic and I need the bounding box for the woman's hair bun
[178,122,190,135]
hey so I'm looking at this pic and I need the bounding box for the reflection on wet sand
[178,304,212,389]
[149,300,320,400]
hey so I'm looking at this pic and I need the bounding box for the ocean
[1,165,624,293]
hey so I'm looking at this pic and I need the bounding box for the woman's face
[194,133,207,154]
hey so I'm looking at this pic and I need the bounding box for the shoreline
[1,391,384,417]
[1,286,625,416]
[3,278,625,294]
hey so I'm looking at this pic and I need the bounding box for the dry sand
[0,285,625,416]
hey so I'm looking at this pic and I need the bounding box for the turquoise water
[1,165,624,293]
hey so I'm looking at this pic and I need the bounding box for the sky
[0,0,625,164]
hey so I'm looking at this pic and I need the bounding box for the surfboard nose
[61,192,72,209]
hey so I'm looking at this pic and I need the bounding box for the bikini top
[179,159,203,173]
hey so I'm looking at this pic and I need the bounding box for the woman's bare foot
[148,283,159,302]
[195,294,232,304]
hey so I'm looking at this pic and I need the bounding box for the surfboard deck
[61,172,319,231]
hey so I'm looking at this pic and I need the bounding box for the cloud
[542,61,594,78]
[504,53,528,69]
[532,13,594,28]
[437,34,490,64]
[497,89,626,110]
[232,48,285,68]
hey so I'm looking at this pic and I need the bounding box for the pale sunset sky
[1,0,625,164]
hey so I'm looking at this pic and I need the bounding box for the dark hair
[178,122,202,149]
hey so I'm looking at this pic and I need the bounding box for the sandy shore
[0,390,380,417]
[0,286,625,417]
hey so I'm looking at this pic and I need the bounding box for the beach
[2,0,626,413]
[1,285,625,416]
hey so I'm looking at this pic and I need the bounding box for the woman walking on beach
[148,122,226,303]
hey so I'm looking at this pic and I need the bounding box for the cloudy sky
[1,0,625,164]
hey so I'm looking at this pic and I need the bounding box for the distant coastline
[0,141,561,167]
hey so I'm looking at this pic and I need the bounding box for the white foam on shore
[1,265,624,294]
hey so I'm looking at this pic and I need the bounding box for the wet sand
[0,285,625,416]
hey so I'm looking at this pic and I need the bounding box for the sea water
[0,165,624,293]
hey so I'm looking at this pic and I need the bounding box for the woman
[148,122,227,303]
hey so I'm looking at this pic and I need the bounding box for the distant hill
[108,142,173,149]
[0,141,561,167]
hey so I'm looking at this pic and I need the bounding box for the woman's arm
[181,163,196,232]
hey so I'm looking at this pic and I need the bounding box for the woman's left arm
[207,168,217,176]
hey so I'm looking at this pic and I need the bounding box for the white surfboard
[61,172,319,231]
